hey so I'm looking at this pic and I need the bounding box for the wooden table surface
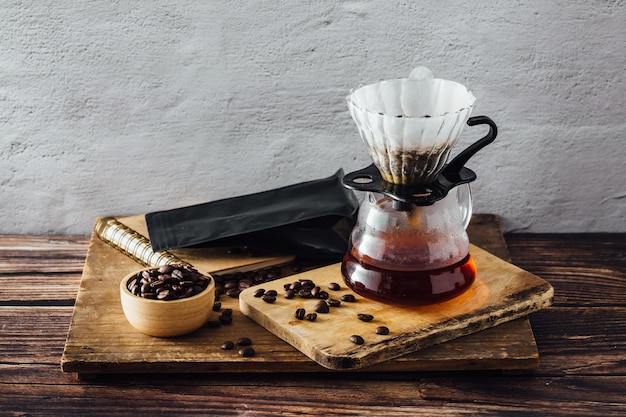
[1,217,625,416]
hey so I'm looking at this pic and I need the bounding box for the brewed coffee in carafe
[341,67,497,306]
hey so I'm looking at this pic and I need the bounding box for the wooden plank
[505,233,626,307]
[0,307,73,366]
[1,370,625,416]
[239,245,553,370]
[61,214,546,374]
[0,235,88,274]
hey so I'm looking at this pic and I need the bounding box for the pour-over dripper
[347,67,476,185]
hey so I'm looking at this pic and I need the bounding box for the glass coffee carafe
[341,67,497,306]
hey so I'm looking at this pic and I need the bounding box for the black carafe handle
[441,116,498,181]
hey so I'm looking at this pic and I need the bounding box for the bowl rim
[120,266,215,305]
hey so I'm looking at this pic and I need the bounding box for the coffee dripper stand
[340,116,498,306]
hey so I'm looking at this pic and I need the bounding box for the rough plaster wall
[0,1,624,235]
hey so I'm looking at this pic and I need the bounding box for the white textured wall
[1,1,624,235]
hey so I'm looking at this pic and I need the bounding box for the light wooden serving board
[239,244,554,370]
[62,214,549,377]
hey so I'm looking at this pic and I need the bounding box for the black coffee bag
[145,170,358,259]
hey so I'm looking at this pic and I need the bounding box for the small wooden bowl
[120,266,215,337]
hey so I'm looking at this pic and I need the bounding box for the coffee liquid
[341,250,476,306]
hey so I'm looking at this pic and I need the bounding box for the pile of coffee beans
[126,264,211,301]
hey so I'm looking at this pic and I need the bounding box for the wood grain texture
[61,215,546,374]
[1,218,625,416]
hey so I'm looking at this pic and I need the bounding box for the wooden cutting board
[61,214,549,377]
[239,244,554,370]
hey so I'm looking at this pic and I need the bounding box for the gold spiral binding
[94,217,192,269]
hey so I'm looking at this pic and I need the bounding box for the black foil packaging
[145,170,359,259]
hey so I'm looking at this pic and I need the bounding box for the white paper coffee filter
[347,69,476,184]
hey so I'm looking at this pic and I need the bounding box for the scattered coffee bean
[341,294,356,302]
[262,294,276,304]
[237,337,252,346]
[284,290,295,299]
[265,289,278,297]
[328,282,341,291]
[310,286,321,298]
[239,347,256,357]
[299,279,314,287]
[127,265,211,301]
[221,340,235,350]
[212,302,222,311]
[238,278,253,290]
[375,326,390,335]
[221,308,233,316]
[289,281,302,291]
[295,308,306,320]
[357,313,374,322]
[313,300,330,314]
[349,335,365,345]
[327,298,341,307]
[218,315,233,324]
[224,281,238,290]
[317,290,329,300]
[298,289,312,298]
[305,313,317,322]
[226,288,241,298]
[253,288,266,298]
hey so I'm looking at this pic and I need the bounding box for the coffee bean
[238,279,253,290]
[265,289,278,297]
[253,288,265,298]
[327,298,341,307]
[375,326,390,335]
[298,289,312,298]
[221,340,235,350]
[357,313,374,322]
[262,294,276,304]
[221,308,233,316]
[289,281,302,291]
[313,300,330,314]
[349,335,364,345]
[226,288,241,298]
[328,282,341,291]
[239,347,256,357]
[317,290,329,300]
[212,302,222,311]
[294,308,306,320]
[299,279,314,288]
[284,290,295,299]
[218,315,233,324]
[341,294,356,302]
[305,313,317,322]
[158,265,174,274]
[237,337,252,346]
[310,286,321,298]
[156,289,171,300]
